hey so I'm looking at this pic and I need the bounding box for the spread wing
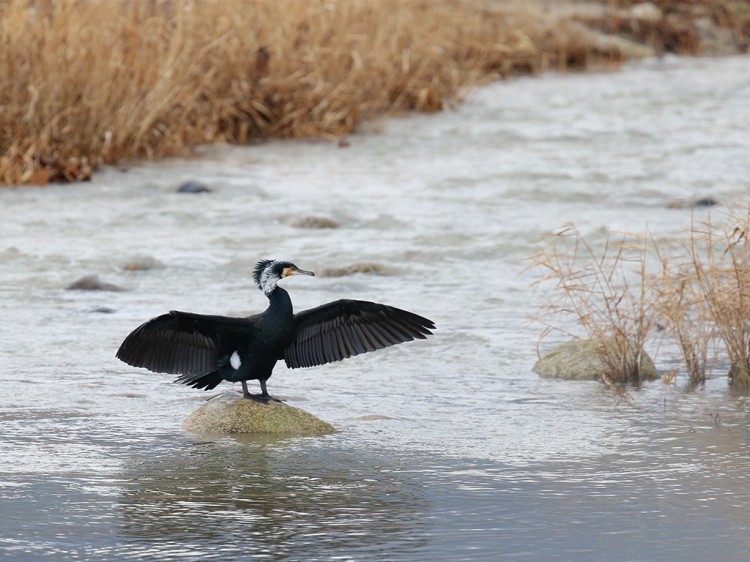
[116,311,252,376]
[283,299,434,369]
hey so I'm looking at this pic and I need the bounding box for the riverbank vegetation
[1,0,748,185]
[531,226,655,384]
[532,200,750,387]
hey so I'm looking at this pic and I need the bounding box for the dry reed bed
[4,0,747,186]
[532,200,750,387]
[0,0,748,184]
[0,0,565,185]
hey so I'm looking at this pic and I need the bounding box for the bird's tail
[174,371,223,390]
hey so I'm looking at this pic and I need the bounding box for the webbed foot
[242,392,283,403]
[240,380,282,402]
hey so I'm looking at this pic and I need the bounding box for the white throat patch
[259,262,280,295]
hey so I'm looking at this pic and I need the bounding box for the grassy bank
[1,0,746,186]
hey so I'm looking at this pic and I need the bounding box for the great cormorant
[116,259,435,401]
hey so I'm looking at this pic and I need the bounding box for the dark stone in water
[694,197,719,207]
[177,181,211,194]
[89,307,116,314]
[666,196,719,209]
[66,275,126,292]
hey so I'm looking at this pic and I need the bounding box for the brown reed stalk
[651,253,713,384]
[686,205,750,386]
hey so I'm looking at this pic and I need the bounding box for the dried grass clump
[2,0,744,185]
[684,206,750,386]
[0,0,591,185]
[652,256,714,384]
[529,225,656,384]
[532,200,750,389]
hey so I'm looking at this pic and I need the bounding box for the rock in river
[278,214,339,229]
[66,275,126,292]
[176,180,211,194]
[318,262,388,277]
[533,338,658,382]
[121,255,165,271]
[183,391,335,435]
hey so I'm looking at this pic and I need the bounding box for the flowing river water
[1,56,750,561]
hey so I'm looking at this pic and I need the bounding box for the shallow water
[2,56,750,561]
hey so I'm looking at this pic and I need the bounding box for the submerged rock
[66,275,126,292]
[177,180,211,194]
[318,262,388,277]
[533,338,658,382]
[183,391,335,435]
[278,214,339,229]
[695,197,719,207]
[666,196,719,209]
[89,306,116,314]
[121,256,165,271]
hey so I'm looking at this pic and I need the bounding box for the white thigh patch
[230,351,242,370]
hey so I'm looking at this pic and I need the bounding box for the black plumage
[116,259,435,401]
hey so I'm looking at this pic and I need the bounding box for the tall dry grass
[652,255,714,384]
[2,0,747,185]
[686,205,750,386]
[532,200,750,388]
[530,225,656,383]
[0,0,609,185]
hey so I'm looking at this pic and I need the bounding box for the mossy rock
[533,338,658,382]
[183,391,335,435]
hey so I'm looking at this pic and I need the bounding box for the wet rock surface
[65,275,126,292]
[318,262,389,277]
[278,214,339,229]
[121,256,166,271]
[183,391,336,435]
[177,180,211,194]
[665,196,719,209]
[533,338,658,381]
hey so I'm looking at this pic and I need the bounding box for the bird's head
[253,259,315,294]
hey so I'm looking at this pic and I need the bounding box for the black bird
[116,259,435,401]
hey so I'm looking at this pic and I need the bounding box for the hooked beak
[285,266,315,277]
